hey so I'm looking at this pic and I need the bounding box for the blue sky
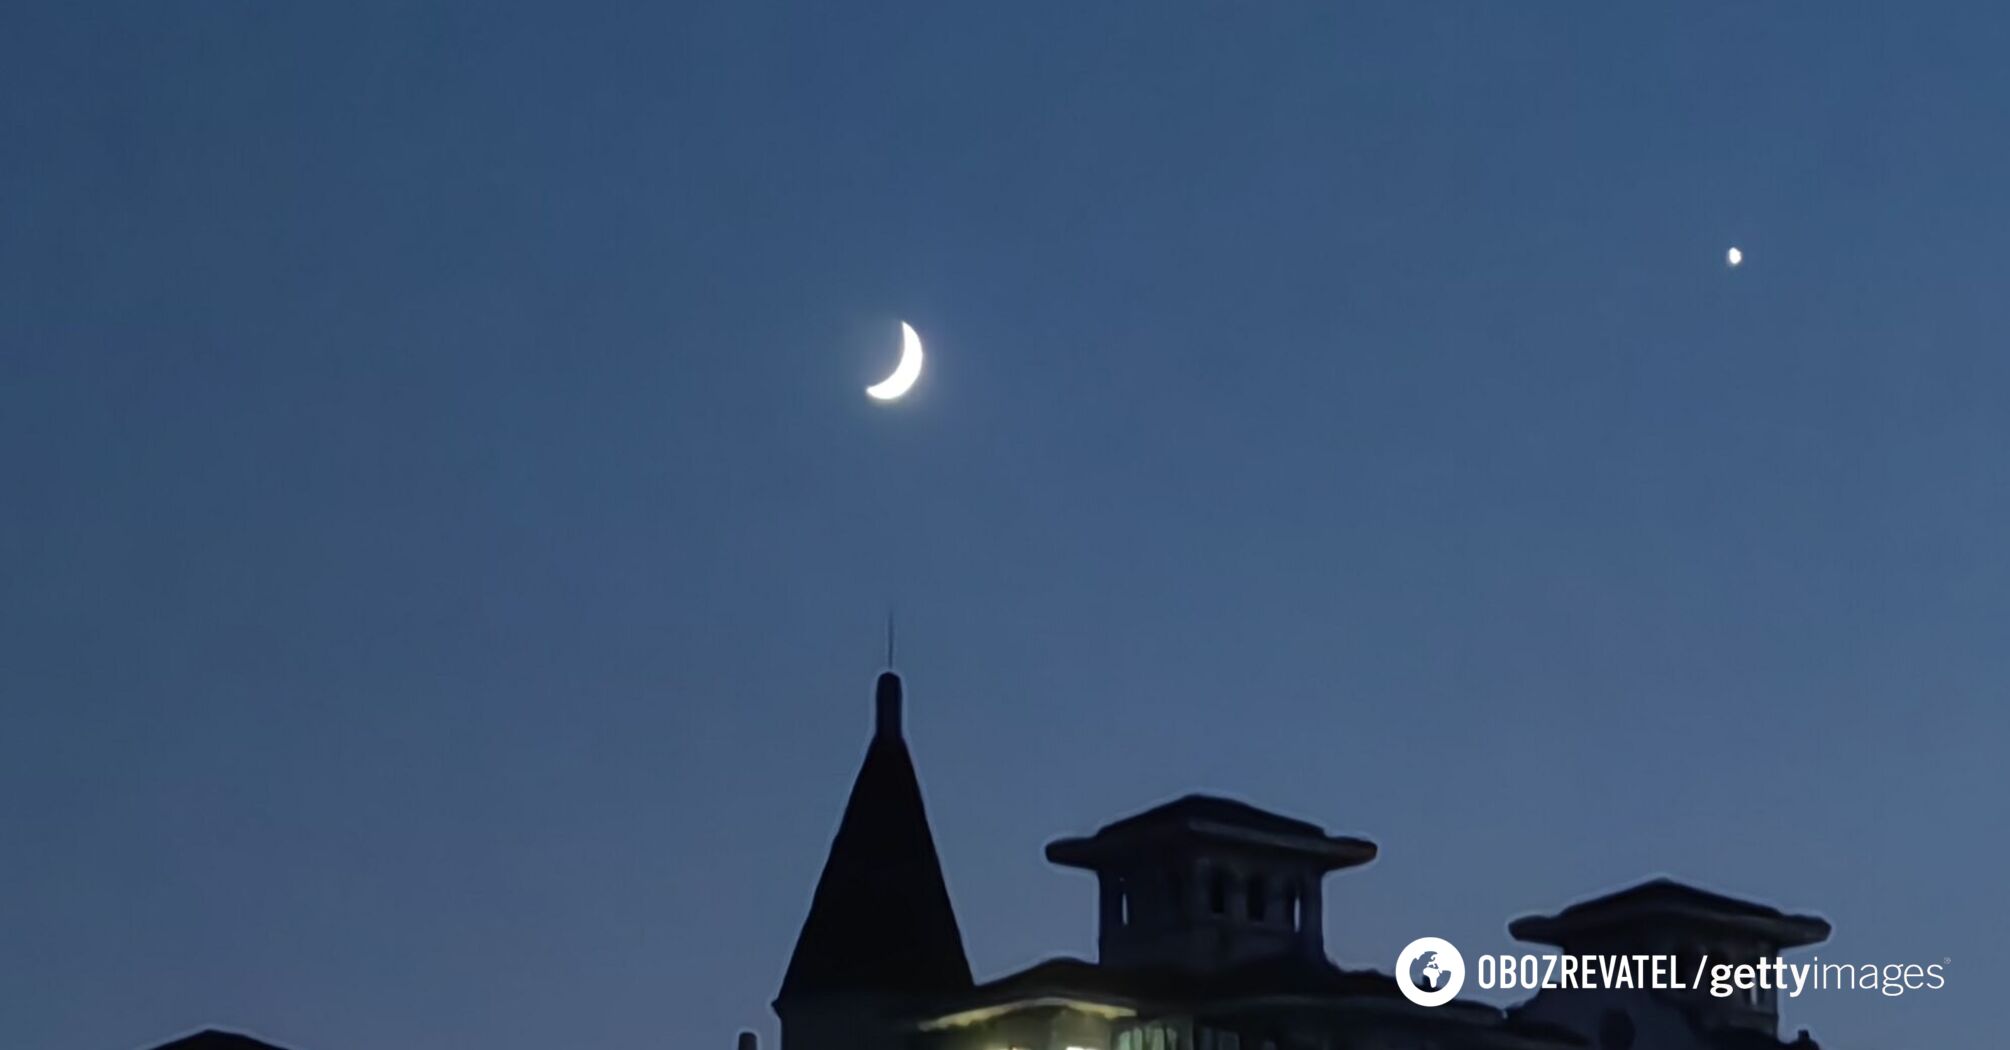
[2,4,2003,1049]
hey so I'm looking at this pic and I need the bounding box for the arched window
[1283,884,1301,930]
[1209,870,1229,915]
[1246,875,1267,921]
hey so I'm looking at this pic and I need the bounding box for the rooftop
[918,955,1584,1047]
[776,671,973,1003]
[1510,877,1831,949]
[145,1031,294,1050]
[1046,794,1377,872]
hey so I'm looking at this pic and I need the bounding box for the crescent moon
[866,322,925,401]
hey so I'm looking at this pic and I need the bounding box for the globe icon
[1409,950,1454,992]
[1395,936,1466,1007]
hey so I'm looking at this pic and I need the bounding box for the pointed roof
[145,1030,294,1050]
[777,671,973,1004]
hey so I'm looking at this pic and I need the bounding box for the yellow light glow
[918,999,1137,1030]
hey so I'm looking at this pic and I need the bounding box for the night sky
[2,5,2003,1050]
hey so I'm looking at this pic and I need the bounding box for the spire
[874,671,901,739]
[777,669,971,1006]
[875,611,900,737]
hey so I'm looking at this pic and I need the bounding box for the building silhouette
[141,1033,291,1050]
[773,668,1832,1050]
[133,668,1836,1050]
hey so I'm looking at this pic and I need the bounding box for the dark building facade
[130,669,1838,1050]
[776,671,978,1050]
[776,670,1834,1050]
